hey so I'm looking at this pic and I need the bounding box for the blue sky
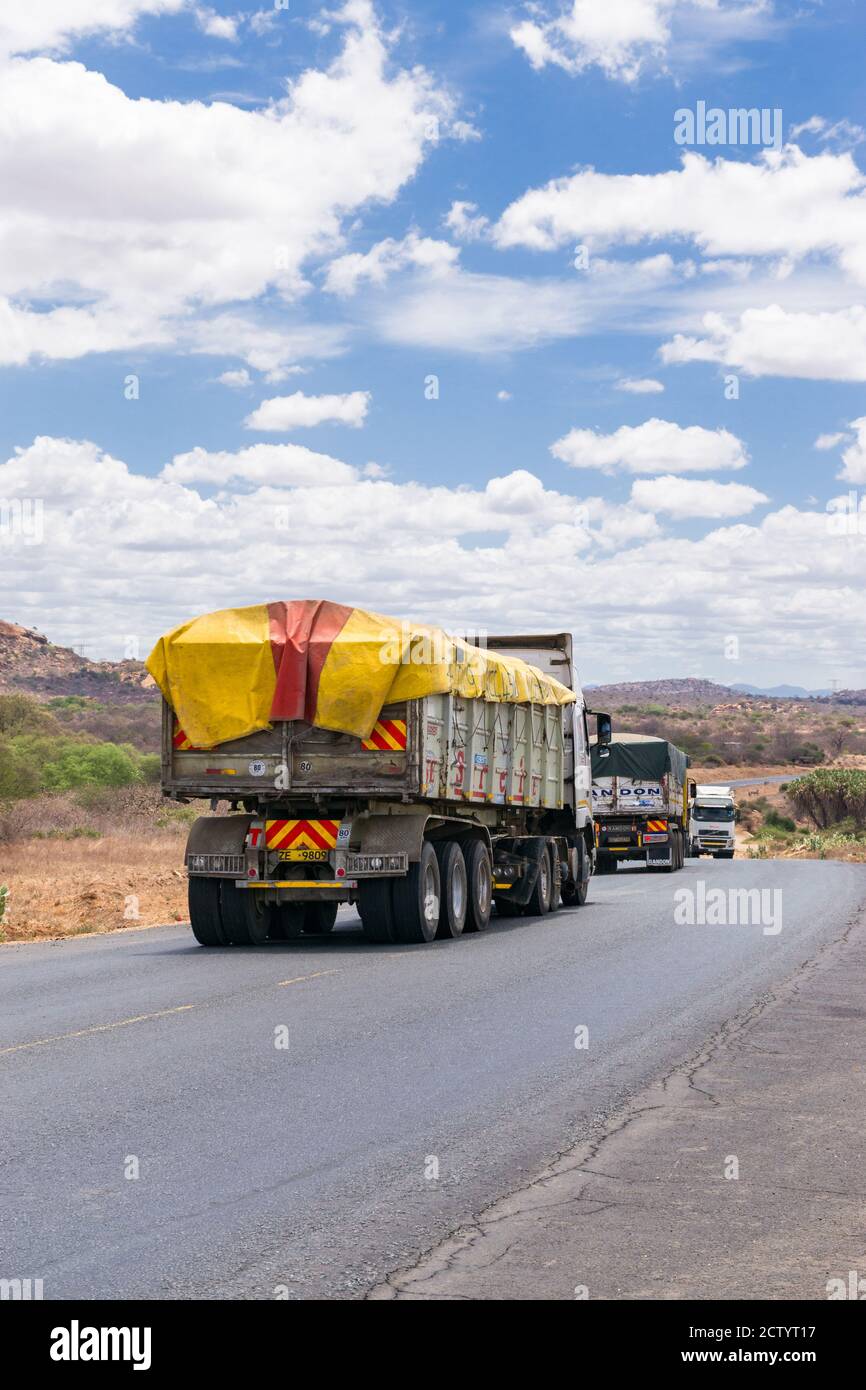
[0,0,865,688]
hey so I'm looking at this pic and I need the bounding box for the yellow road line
[277,969,341,988]
[0,1004,195,1057]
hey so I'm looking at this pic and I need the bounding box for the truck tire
[393,840,440,944]
[188,876,227,947]
[434,841,467,939]
[359,879,397,944]
[220,881,272,945]
[525,843,553,916]
[463,840,493,933]
[562,838,588,905]
[272,904,305,940]
[302,901,339,934]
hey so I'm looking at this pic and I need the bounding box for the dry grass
[0,834,190,942]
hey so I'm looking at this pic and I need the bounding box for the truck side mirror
[595,712,612,746]
[688,780,697,798]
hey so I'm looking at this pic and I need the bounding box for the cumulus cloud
[630,475,768,517]
[0,0,185,58]
[323,233,459,296]
[161,442,358,488]
[244,390,371,431]
[838,419,866,484]
[0,2,456,366]
[217,368,252,389]
[509,1,776,83]
[444,201,490,242]
[493,147,866,288]
[814,431,848,451]
[660,305,866,380]
[550,418,748,475]
[2,434,862,683]
[616,377,665,394]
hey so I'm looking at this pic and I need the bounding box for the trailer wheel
[359,878,397,944]
[434,841,467,939]
[463,840,493,933]
[188,876,227,947]
[271,904,305,940]
[525,843,553,916]
[393,840,440,944]
[220,881,273,945]
[302,901,339,935]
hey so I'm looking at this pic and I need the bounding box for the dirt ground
[0,835,189,943]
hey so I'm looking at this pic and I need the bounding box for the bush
[764,809,797,832]
[0,732,155,800]
[787,769,866,830]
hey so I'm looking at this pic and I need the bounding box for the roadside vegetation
[611,701,864,768]
[739,772,866,862]
[0,694,159,805]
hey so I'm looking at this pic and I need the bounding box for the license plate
[278,848,328,862]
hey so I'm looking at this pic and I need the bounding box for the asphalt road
[2,858,865,1300]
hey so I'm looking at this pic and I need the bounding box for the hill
[0,621,156,704]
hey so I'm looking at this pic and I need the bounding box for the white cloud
[550,418,748,475]
[510,1,777,84]
[497,390,512,401]
[630,475,768,517]
[194,7,239,41]
[3,434,863,684]
[217,368,252,389]
[493,147,866,288]
[444,201,490,242]
[0,2,456,366]
[660,304,866,380]
[790,115,865,152]
[814,431,848,451]
[838,419,866,484]
[323,232,459,296]
[161,443,357,488]
[366,255,679,353]
[244,390,371,431]
[616,377,665,394]
[0,0,184,58]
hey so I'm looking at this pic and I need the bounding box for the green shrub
[787,769,866,830]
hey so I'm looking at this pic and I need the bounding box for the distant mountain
[0,620,156,704]
[731,682,832,698]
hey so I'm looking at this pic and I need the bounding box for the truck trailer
[147,600,612,947]
[590,733,691,873]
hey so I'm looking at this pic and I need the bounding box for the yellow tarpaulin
[146,599,574,749]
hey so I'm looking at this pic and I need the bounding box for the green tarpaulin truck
[591,734,692,873]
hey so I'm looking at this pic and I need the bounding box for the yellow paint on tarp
[147,604,275,748]
[147,600,575,748]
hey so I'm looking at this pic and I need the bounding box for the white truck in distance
[689,784,736,859]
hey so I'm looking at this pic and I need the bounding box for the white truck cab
[689,784,736,859]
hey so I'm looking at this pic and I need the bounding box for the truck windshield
[693,805,735,821]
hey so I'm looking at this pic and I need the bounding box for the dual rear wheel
[359,838,492,945]
[189,878,338,947]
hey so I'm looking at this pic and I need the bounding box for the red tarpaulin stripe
[267,599,354,725]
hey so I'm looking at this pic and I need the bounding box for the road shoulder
[369,899,866,1300]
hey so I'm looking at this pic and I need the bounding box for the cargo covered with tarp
[591,733,689,785]
[146,599,575,750]
[591,733,689,819]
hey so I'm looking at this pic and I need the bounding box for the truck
[147,600,613,947]
[590,733,691,873]
[689,784,736,859]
